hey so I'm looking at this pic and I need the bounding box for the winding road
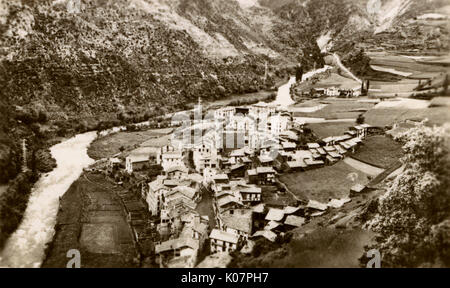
[332,53,362,84]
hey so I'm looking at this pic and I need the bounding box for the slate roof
[256,167,276,174]
[306,200,327,211]
[166,166,189,174]
[252,203,265,214]
[324,146,336,152]
[264,221,281,231]
[287,161,307,168]
[307,143,320,149]
[127,154,149,163]
[283,206,302,215]
[284,215,306,227]
[222,212,253,234]
[265,208,285,222]
[210,229,239,244]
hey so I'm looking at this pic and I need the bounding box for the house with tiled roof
[165,166,189,179]
[221,209,253,239]
[239,186,262,205]
[126,154,152,173]
[245,167,276,185]
[155,237,200,268]
[209,229,240,254]
[265,208,285,222]
[146,177,170,216]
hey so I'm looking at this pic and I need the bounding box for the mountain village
[98,92,386,268]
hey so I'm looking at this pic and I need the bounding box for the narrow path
[195,187,217,229]
[333,53,362,84]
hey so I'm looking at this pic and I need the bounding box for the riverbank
[0,132,96,268]
[0,141,59,249]
[42,172,139,268]
[205,76,288,109]
[0,171,34,250]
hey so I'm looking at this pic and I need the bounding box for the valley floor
[42,173,139,268]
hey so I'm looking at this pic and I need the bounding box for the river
[0,132,97,268]
[271,76,297,107]
[271,65,332,108]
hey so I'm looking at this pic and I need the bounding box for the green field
[307,122,355,138]
[80,223,119,254]
[369,79,421,97]
[352,135,403,169]
[293,99,376,119]
[280,161,370,203]
[311,72,361,90]
[271,228,374,268]
[43,173,138,268]
[368,53,449,79]
[88,128,172,160]
[364,107,450,127]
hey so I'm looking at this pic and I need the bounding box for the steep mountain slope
[261,0,449,52]
[0,0,319,123]
[258,0,449,80]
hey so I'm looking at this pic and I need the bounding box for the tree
[37,111,48,123]
[364,123,450,267]
[147,165,162,179]
[356,114,365,125]
[443,74,449,95]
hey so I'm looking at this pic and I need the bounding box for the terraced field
[368,53,449,79]
[364,106,450,127]
[280,161,370,203]
[293,99,376,119]
[307,122,355,139]
[88,128,173,160]
[351,135,403,169]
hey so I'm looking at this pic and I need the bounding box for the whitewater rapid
[0,132,97,268]
[271,76,297,107]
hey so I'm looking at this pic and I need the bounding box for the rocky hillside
[2,0,447,124]
[259,0,449,53]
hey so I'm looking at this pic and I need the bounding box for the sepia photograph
[0,0,449,270]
